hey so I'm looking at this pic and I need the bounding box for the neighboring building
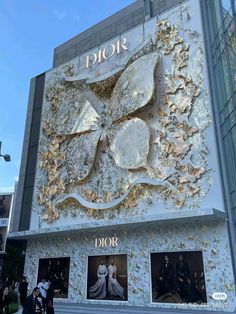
[0,193,13,252]
[201,0,236,278]
[0,193,13,278]
[9,0,236,313]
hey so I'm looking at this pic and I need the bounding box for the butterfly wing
[55,88,99,135]
[109,52,159,121]
[66,131,101,182]
[110,118,150,169]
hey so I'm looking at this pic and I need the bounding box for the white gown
[107,264,124,298]
[89,264,107,299]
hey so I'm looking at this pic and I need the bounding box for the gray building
[9,0,236,313]
[201,0,236,278]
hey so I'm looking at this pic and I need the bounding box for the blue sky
[0,0,134,193]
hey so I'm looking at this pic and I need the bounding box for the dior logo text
[95,237,119,248]
[86,38,128,68]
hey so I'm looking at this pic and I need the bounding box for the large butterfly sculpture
[55,52,159,185]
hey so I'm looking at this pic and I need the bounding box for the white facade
[9,0,236,311]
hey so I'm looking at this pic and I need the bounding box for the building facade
[10,0,236,313]
[201,0,236,279]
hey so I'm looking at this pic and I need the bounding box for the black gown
[19,281,28,306]
[176,261,190,301]
[158,261,174,295]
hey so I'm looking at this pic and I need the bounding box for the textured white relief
[31,2,223,226]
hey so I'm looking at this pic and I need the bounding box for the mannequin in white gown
[89,259,108,299]
[107,258,124,299]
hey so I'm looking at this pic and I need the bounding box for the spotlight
[2,154,11,162]
[0,142,11,162]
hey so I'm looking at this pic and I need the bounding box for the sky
[0,0,134,193]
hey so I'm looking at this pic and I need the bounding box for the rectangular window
[87,254,128,301]
[224,98,234,119]
[223,131,236,192]
[227,34,236,91]
[220,50,232,102]
[37,257,70,299]
[150,251,206,304]
[212,0,224,33]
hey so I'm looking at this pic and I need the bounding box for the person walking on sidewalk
[19,277,28,307]
[22,287,43,314]
[37,278,48,313]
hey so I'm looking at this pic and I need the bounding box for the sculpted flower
[54,52,159,183]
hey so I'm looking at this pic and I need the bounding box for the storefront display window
[37,257,70,298]
[151,251,207,304]
[87,254,128,301]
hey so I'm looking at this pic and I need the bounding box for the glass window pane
[223,132,236,191]
[220,110,225,124]
[227,125,236,188]
[214,63,224,111]
[221,50,232,101]
[225,19,234,41]
[224,12,233,30]
[228,111,236,129]
[225,98,234,118]
[219,37,225,55]
[231,124,236,164]
[213,0,223,34]
[228,34,236,91]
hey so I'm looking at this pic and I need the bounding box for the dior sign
[86,38,128,68]
[95,237,119,248]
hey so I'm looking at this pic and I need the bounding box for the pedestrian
[22,287,43,314]
[0,286,10,314]
[46,279,54,314]
[19,276,28,306]
[37,278,48,312]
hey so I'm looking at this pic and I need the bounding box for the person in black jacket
[0,286,10,314]
[22,287,43,314]
[176,254,190,301]
[19,276,28,306]
[158,255,174,295]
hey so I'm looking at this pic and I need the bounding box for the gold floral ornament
[55,52,159,182]
[37,129,66,222]
[156,20,184,54]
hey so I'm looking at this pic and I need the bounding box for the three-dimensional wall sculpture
[35,17,214,224]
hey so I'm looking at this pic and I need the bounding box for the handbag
[47,301,54,309]
[47,301,55,314]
